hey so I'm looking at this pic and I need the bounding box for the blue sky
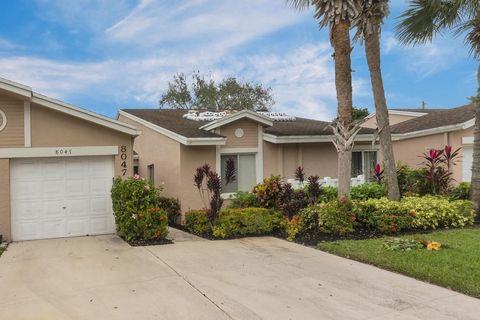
[0,0,477,120]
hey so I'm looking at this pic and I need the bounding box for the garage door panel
[11,156,116,241]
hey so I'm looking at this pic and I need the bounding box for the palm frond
[286,0,312,10]
[455,14,480,58]
[352,0,390,42]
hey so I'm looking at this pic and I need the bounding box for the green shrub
[252,175,282,209]
[184,210,212,237]
[449,182,471,201]
[401,196,475,229]
[353,198,414,233]
[396,163,429,196]
[111,177,168,242]
[350,183,386,200]
[158,197,181,225]
[319,186,338,202]
[228,191,260,208]
[212,208,283,239]
[296,199,355,239]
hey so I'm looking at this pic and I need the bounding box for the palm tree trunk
[364,30,401,201]
[332,19,353,197]
[471,64,480,219]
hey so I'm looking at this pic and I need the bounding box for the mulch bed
[123,238,173,247]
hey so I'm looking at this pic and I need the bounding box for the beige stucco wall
[219,119,258,148]
[0,96,24,147]
[0,159,10,242]
[118,114,181,200]
[262,141,339,180]
[179,145,216,212]
[32,105,134,177]
[362,113,418,129]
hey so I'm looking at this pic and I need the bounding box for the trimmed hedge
[184,208,283,239]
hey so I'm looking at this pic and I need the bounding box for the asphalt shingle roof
[389,104,475,134]
[122,109,375,138]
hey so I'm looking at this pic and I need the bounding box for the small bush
[212,208,283,239]
[295,198,355,240]
[184,209,212,237]
[350,183,386,200]
[228,191,260,208]
[353,198,414,234]
[319,186,338,202]
[401,196,475,230]
[278,183,309,218]
[396,162,429,196]
[252,175,282,209]
[158,197,181,225]
[449,182,471,201]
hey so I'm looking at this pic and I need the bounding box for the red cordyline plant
[373,163,384,183]
[194,158,236,223]
[420,145,461,195]
[294,166,305,184]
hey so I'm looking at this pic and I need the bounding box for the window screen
[221,153,256,193]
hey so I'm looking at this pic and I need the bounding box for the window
[221,154,256,193]
[352,151,377,181]
[133,165,139,176]
[147,164,154,183]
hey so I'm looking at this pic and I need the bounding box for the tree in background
[353,0,400,200]
[396,0,480,216]
[288,0,359,197]
[352,107,369,121]
[159,72,274,111]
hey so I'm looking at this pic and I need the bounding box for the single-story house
[0,78,139,241]
[118,109,376,212]
[363,104,475,183]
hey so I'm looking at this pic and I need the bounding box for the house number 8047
[120,145,128,176]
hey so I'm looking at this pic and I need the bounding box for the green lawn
[318,228,480,298]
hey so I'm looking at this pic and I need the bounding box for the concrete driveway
[0,233,478,320]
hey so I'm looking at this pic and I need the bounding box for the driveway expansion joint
[142,246,234,320]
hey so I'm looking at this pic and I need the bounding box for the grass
[318,227,480,298]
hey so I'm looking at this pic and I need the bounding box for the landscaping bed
[318,227,480,298]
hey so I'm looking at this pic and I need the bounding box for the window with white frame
[352,151,377,181]
[147,164,155,183]
[221,153,256,193]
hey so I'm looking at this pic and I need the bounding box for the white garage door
[11,156,116,241]
[462,146,473,182]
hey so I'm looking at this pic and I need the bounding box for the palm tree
[288,0,360,197]
[396,0,480,216]
[352,0,401,200]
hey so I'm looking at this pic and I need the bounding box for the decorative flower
[133,174,141,180]
[429,149,438,160]
[374,163,382,175]
[444,145,452,157]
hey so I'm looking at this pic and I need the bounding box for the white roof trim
[200,109,273,131]
[365,109,428,120]
[462,136,474,145]
[392,119,475,141]
[32,93,139,136]
[263,133,375,144]
[118,110,226,146]
[0,77,139,136]
[0,77,31,98]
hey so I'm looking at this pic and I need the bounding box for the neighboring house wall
[180,145,216,212]
[218,118,258,148]
[0,159,10,241]
[118,114,181,199]
[32,105,134,177]
[0,96,24,147]
[362,114,419,129]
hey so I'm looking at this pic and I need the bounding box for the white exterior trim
[353,144,379,151]
[263,133,375,144]
[391,119,475,141]
[118,110,226,146]
[0,77,31,98]
[200,109,273,131]
[257,124,264,183]
[0,146,119,159]
[23,101,31,147]
[0,109,7,132]
[32,94,139,136]
[220,147,258,154]
[462,136,474,145]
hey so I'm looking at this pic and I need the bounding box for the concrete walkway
[0,235,478,320]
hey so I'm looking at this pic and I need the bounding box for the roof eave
[391,118,475,141]
[263,133,375,144]
[200,109,273,131]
